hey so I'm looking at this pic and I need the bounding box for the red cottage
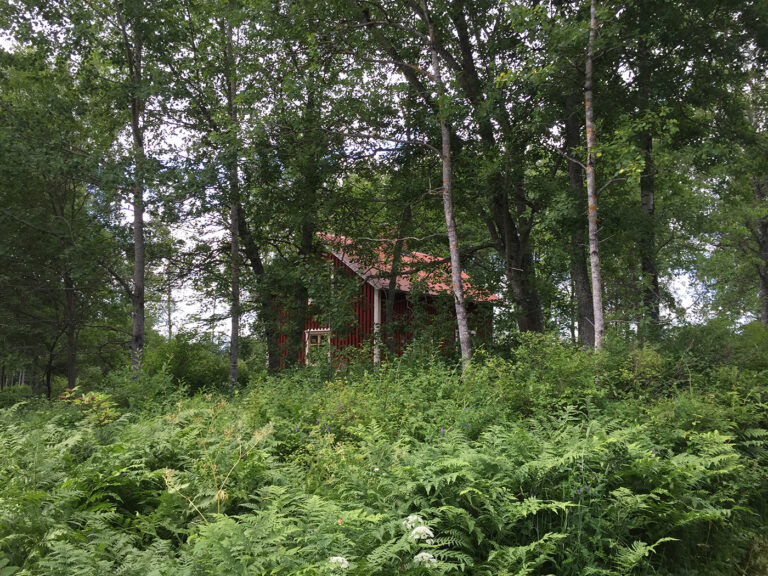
[280,234,497,365]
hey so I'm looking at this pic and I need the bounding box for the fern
[613,537,677,575]
[1,353,766,575]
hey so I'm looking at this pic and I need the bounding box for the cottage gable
[317,233,497,301]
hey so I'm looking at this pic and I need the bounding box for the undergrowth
[0,334,766,575]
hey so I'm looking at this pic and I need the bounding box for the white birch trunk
[424,1,472,365]
[585,0,605,349]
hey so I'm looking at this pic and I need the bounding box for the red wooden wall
[278,253,492,365]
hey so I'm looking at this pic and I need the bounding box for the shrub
[143,332,231,393]
[0,384,36,408]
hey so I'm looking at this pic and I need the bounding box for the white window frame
[305,328,331,364]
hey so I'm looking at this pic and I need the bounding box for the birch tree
[584,0,605,349]
[421,0,472,364]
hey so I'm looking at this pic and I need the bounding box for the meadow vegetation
[1,325,767,575]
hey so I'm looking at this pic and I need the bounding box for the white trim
[373,288,381,364]
[305,328,331,365]
[327,249,389,291]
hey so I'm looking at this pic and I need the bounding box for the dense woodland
[1,0,768,574]
[0,0,766,387]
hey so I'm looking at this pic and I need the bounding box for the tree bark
[63,269,77,390]
[385,204,412,354]
[225,7,240,391]
[166,278,173,340]
[43,331,63,399]
[637,44,660,327]
[639,132,660,324]
[565,94,595,347]
[585,0,604,349]
[236,206,281,372]
[485,182,545,333]
[229,188,240,389]
[424,0,472,366]
[286,87,320,367]
[131,166,145,371]
[286,225,314,367]
[114,1,146,371]
[759,255,768,326]
[755,178,768,325]
[45,353,53,399]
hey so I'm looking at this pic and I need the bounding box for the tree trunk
[637,44,660,328]
[488,184,545,333]
[44,331,63,399]
[507,249,545,333]
[385,204,412,354]
[63,269,77,390]
[131,153,145,370]
[45,351,54,399]
[166,278,173,340]
[565,94,595,347]
[286,86,320,367]
[756,179,768,325]
[236,206,281,372]
[229,187,240,389]
[639,132,659,326]
[225,8,240,391]
[114,2,147,371]
[760,262,768,325]
[585,0,604,349]
[288,223,313,366]
[425,1,472,366]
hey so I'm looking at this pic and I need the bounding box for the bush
[0,384,36,408]
[89,366,176,409]
[143,332,240,394]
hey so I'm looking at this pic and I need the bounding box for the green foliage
[89,366,176,410]
[143,333,232,394]
[0,344,766,575]
[0,385,36,409]
[59,387,120,426]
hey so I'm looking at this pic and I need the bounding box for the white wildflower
[328,556,349,571]
[410,525,435,541]
[373,467,380,472]
[402,514,423,530]
[413,552,437,566]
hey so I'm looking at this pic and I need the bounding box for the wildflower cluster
[410,525,435,544]
[403,514,436,545]
[402,514,423,531]
[572,484,591,500]
[328,556,349,571]
[413,552,437,566]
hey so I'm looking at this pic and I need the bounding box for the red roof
[318,233,498,302]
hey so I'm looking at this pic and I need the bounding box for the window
[305,329,330,364]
